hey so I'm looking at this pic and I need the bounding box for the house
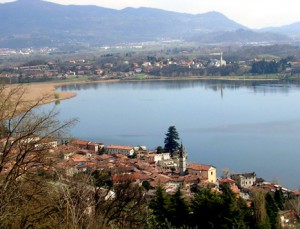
[111,173,139,185]
[279,210,298,228]
[219,178,240,196]
[187,163,217,183]
[71,139,103,153]
[290,190,300,197]
[34,138,58,150]
[231,172,256,189]
[183,175,200,190]
[154,153,171,163]
[134,68,142,73]
[106,145,134,156]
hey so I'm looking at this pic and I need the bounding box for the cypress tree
[265,192,279,229]
[274,188,285,210]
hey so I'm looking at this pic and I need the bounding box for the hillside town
[1,130,299,228]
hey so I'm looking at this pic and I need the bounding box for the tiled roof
[231,172,256,178]
[219,178,236,183]
[112,173,139,182]
[71,156,88,162]
[71,139,89,145]
[107,145,134,150]
[291,190,300,196]
[187,163,214,171]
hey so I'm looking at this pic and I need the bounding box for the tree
[252,191,271,229]
[265,192,279,229]
[191,188,224,228]
[220,184,249,228]
[274,188,285,210]
[285,195,300,219]
[0,84,75,228]
[156,146,164,154]
[168,188,189,228]
[149,186,170,226]
[164,126,180,154]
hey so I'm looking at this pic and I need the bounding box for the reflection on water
[52,79,300,189]
[58,79,300,96]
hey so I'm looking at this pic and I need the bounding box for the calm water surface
[46,80,300,189]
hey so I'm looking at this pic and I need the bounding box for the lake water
[46,80,300,189]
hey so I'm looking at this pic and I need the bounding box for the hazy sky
[1,0,300,29]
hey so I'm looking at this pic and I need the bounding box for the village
[1,131,299,227]
[1,45,300,84]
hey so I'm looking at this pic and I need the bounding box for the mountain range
[0,0,298,48]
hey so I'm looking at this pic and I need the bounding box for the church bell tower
[179,143,187,176]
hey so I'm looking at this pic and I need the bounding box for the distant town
[1,44,300,84]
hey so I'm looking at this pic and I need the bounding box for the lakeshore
[8,75,284,105]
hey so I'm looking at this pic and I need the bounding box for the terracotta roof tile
[187,163,214,171]
[107,145,134,150]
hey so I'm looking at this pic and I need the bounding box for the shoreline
[9,76,284,106]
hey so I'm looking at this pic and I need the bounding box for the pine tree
[274,188,285,210]
[265,192,279,229]
[149,186,169,224]
[164,126,180,154]
[191,188,224,228]
[168,188,189,228]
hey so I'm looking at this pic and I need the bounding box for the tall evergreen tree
[274,188,285,210]
[168,188,189,228]
[252,191,271,229]
[265,192,279,229]
[220,184,246,228]
[149,186,170,225]
[164,126,180,154]
[191,188,224,228]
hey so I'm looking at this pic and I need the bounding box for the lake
[46,79,300,189]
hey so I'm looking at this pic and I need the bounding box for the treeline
[251,57,292,74]
[148,185,289,229]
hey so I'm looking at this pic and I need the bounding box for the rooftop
[187,163,214,171]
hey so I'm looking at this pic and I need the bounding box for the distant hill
[0,0,293,48]
[190,29,291,44]
[261,22,300,37]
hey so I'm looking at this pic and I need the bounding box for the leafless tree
[0,84,75,228]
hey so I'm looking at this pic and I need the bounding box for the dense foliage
[164,126,180,154]
[251,58,292,74]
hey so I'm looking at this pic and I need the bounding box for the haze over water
[48,80,300,189]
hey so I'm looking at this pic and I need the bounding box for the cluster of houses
[0,52,228,80]
[1,135,299,227]
[2,135,298,197]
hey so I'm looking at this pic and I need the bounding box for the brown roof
[107,145,134,150]
[187,163,214,171]
[219,178,236,183]
[112,173,139,182]
[291,190,300,196]
[71,155,89,162]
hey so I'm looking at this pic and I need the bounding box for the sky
[1,0,300,29]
